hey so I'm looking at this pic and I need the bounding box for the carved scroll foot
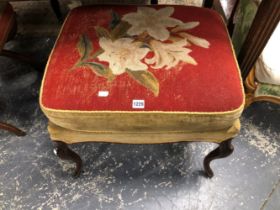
[53,141,82,177]
[0,122,26,136]
[203,138,234,178]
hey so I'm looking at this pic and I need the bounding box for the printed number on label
[132,100,145,109]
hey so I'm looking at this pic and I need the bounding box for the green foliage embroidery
[127,69,159,96]
[257,83,280,98]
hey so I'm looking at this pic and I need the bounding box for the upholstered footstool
[40,5,244,177]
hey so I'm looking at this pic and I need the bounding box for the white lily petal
[127,60,148,71]
[127,25,146,36]
[97,37,150,75]
[162,17,183,27]
[138,7,157,15]
[136,47,150,58]
[182,55,197,65]
[148,39,199,69]
[166,58,180,69]
[122,13,142,24]
[156,7,174,17]
[120,6,184,41]
[148,27,170,41]
[99,37,112,51]
[110,62,126,75]
[171,22,200,33]
[97,53,109,62]
[145,55,157,64]
[180,32,210,48]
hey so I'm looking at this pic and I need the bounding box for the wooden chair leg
[1,17,36,66]
[0,122,25,136]
[49,0,63,22]
[0,50,36,65]
[203,138,234,178]
[53,141,83,177]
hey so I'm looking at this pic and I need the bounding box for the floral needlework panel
[42,6,244,112]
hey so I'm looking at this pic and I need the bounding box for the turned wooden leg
[53,141,82,177]
[0,122,25,136]
[203,138,234,178]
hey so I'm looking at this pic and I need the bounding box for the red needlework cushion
[41,5,244,112]
[0,3,15,49]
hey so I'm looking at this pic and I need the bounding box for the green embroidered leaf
[127,70,159,96]
[110,11,121,29]
[77,34,93,61]
[84,62,115,81]
[95,26,112,39]
[91,49,104,59]
[256,83,280,97]
[111,21,131,40]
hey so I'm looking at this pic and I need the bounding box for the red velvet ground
[41,5,243,112]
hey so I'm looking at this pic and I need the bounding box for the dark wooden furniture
[0,122,25,136]
[0,2,26,136]
[49,0,63,21]
[238,0,280,81]
[8,0,63,21]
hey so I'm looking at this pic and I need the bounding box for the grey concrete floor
[0,34,279,210]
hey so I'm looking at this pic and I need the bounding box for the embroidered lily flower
[122,7,182,41]
[97,37,150,75]
[145,39,197,70]
[171,22,210,48]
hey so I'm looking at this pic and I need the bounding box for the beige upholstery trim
[44,108,242,133]
[48,119,240,144]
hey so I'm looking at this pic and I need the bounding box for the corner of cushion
[213,9,246,115]
[39,87,48,114]
[39,10,74,116]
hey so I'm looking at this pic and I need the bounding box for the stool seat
[40,5,244,144]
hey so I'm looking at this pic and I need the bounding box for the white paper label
[98,91,109,97]
[132,100,145,109]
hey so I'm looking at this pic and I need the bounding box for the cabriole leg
[0,122,25,136]
[53,141,82,177]
[203,138,234,178]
